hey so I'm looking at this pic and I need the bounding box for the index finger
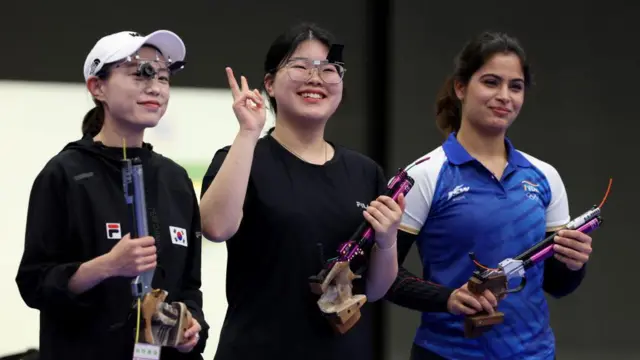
[377,195,401,213]
[457,292,484,312]
[397,193,406,211]
[135,236,156,246]
[225,67,240,98]
[482,289,498,307]
[558,230,592,244]
[185,325,199,338]
[477,295,495,315]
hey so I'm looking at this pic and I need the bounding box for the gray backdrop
[3,1,639,359]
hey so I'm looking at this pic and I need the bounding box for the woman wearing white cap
[16,30,207,360]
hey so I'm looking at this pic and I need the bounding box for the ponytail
[82,99,105,137]
[435,76,461,137]
[82,62,114,138]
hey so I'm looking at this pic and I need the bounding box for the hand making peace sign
[225,67,266,133]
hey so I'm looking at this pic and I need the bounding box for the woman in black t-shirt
[199,23,403,360]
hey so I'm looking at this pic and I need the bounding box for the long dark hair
[435,31,532,136]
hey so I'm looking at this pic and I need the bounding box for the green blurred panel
[181,162,209,184]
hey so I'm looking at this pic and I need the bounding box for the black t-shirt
[200,135,387,360]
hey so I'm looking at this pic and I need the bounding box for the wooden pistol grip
[309,275,326,295]
[464,311,505,338]
[323,295,366,334]
[330,307,362,334]
[464,273,507,338]
[314,262,366,334]
[467,273,507,296]
[309,262,350,295]
[140,289,169,345]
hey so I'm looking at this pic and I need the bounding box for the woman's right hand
[226,67,266,134]
[105,233,157,277]
[447,283,499,316]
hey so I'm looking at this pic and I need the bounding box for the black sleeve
[375,164,388,194]
[384,230,455,312]
[15,162,95,312]
[178,178,209,353]
[542,232,587,298]
[200,146,230,199]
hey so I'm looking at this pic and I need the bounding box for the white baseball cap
[83,30,186,81]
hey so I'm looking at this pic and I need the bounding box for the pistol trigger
[505,276,527,294]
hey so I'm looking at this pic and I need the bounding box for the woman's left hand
[176,317,201,353]
[363,194,406,250]
[553,229,593,271]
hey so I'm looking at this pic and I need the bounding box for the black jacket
[15,136,208,360]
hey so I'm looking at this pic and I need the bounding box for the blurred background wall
[1,1,639,359]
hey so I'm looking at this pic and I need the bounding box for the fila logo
[106,223,122,240]
[170,226,188,247]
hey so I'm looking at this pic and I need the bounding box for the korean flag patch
[169,226,188,247]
